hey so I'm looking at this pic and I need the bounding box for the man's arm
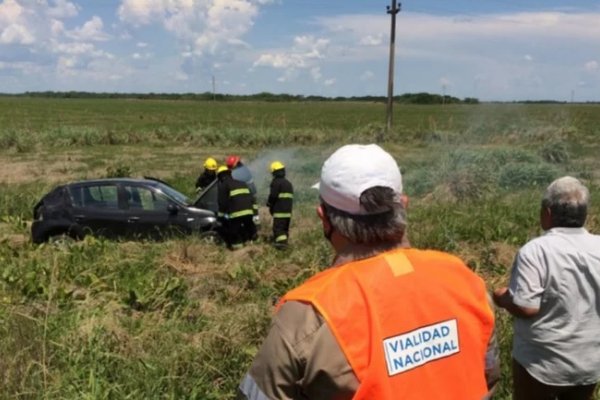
[267,180,279,212]
[217,183,228,216]
[494,243,546,318]
[493,287,540,318]
[238,302,357,400]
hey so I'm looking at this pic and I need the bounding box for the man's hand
[492,287,509,309]
[492,286,539,318]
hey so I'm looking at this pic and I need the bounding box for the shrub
[539,140,570,164]
[105,164,132,178]
[498,163,559,189]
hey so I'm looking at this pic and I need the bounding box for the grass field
[1,97,599,399]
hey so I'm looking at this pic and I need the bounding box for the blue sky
[1,0,599,101]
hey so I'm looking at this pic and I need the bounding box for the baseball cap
[316,144,402,215]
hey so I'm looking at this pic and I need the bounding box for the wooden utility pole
[386,0,401,132]
[212,75,216,101]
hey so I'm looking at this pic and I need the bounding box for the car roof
[66,178,162,187]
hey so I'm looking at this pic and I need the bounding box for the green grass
[1,98,600,399]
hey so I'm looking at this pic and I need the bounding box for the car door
[68,183,128,238]
[122,184,185,239]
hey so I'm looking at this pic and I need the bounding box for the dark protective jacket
[218,175,255,219]
[231,163,257,196]
[267,171,293,218]
[195,170,216,190]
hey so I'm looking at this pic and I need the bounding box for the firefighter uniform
[217,167,256,249]
[267,161,293,246]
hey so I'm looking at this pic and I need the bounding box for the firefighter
[216,166,257,249]
[226,155,257,196]
[267,161,293,247]
[227,155,259,223]
[195,157,218,192]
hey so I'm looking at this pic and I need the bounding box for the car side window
[70,185,119,209]
[125,186,170,211]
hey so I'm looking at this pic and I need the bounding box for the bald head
[542,176,589,228]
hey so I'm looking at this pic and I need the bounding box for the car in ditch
[31,177,220,243]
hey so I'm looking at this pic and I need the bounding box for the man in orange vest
[238,144,499,400]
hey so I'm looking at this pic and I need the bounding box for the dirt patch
[0,159,38,184]
[0,152,87,184]
[0,234,29,249]
[163,241,224,276]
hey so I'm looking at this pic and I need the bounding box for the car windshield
[152,182,190,205]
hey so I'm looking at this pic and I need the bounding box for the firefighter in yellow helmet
[267,161,293,248]
[195,157,218,192]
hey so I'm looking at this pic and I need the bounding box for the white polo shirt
[509,227,600,386]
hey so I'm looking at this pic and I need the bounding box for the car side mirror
[167,203,179,215]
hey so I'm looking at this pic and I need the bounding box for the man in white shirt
[494,176,600,400]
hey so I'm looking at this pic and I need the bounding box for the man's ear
[540,206,552,230]
[317,204,332,228]
[400,194,409,210]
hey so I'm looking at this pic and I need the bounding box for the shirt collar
[545,227,588,235]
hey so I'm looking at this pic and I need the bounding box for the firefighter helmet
[226,155,241,169]
[270,161,285,172]
[203,157,218,171]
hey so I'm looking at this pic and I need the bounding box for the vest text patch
[383,319,460,376]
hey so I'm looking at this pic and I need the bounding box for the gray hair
[541,176,589,228]
[322,186,406,244]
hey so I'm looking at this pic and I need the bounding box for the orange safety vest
[282,248,495,400]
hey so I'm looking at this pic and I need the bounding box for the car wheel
[48,233,77,245]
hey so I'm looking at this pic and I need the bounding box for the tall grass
[1,100,600,399]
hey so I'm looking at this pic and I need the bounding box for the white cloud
[136,41,148,48]
[68,16,110,41]
[324,78,335,86]
[254,35,329,75]
[524,54,533,61]
[0,23,34,44]
[0,0,24,23]
[310,67,321,82]
[359,34,383,46]
[46,0,78,19]
[0,0,35,44]
[117,0,275,83]
[118,0,268,57]
[50,19,65,36]
[360,70,374,81]
[132,52,152,60]
[584,60,598,72]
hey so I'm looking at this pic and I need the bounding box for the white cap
[317,144,402,215]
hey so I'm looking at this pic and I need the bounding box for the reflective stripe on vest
[278,192,293,199]
[281,248,494,400]
[230,209,254,219]
[239,374,270,400]
[275,234,288,242]
[230,188,250,197]
[273,212,291,218]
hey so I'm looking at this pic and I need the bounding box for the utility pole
[442,84,446,105]
[212,75,216,101]
[386,0,401,132]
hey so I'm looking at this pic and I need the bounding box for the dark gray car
[31,178,218,243]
